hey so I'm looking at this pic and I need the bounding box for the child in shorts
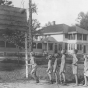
[59,50,66,85]
[72,49,78,86]
[46,54,53,84]
[30,52,39,83]
[83,54,88,87]
[53,53,59,84]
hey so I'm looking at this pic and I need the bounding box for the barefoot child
[59,50,66,85]
[30,52,39,83]
[72,49,78,86]
[53,53,59,84]
[83,54,88,87]
[46,54,53,84]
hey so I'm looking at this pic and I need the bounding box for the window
[80,44,82,50]
[77,44,82,50]
[65,34,68,38]
[71,44,75,50]
[0,41,5,47]
[69,44,70,50]
[72,34,76,40]
[68,34,76,40]
[58,44,62,50]
[69,44,75,50]
[0,53,4,56]
[37,43,42,49]
[83,34,87,40]
[65,43,68,50]
[48,43,53,50]
[32,42,36,49]
[6,42,16,48]
[68,34,71,40]
[77,34,82,40]
[77,44,79,50]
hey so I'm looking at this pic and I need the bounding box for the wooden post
[25,32,28,78]
[29,0,33,52]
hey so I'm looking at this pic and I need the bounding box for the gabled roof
[68,26,88,34]
[40,24,69,35]
[41,37,58,43]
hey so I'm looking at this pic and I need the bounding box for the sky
[11,0,88,27]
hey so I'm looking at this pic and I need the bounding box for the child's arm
[46,67,51,72]
[73,59,78,66]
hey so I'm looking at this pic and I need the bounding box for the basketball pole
[29,0,33,51]
[24,0,32,79]
[25,0,32,79]
[25,32,28,78]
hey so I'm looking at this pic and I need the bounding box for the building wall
[66,33,88,54]
[50,33,88,54]
[51,34,64,42]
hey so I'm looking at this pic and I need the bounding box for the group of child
[29,49,88,87]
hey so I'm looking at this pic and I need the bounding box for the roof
[38,24,88,35]
[41,37,58,43]
[68,26,88,34]
[40,24,69,35]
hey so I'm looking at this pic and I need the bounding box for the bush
[2,59,25,64]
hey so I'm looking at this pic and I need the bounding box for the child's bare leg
[59,73,62,83]
[32,72,39,83]
[48,73,52,81]
[48,73,54,84]
[54,72,58,84]
[62,72,66,83]
[84,75,87,86]
[74,74,78,85]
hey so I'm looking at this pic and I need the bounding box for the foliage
[1,1,40,49]
[76,11,88,30]
[31,19,40,34]
[45,21,55,27]
[0,0,13,6]
[2,29,25,49]
[31,3,37,13]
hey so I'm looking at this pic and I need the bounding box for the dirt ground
[0,80,87,88]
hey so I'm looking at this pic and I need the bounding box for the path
[0,80,87,88]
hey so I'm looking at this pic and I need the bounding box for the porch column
[75,44,77,49]
[68,43,69,50]
[47,42,48,52]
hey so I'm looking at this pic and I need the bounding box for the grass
[0,55,85,83]
[0,61,84,83]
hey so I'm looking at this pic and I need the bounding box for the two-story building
[67,26,88,54]
[37,23,88,54]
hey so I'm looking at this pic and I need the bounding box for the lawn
[0,61,84,83]
[0,55,84,83]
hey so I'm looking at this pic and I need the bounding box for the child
[30,52,39,83]
[46,54,53,84]
[83,54,88,87]
[59,50,66,85]
[53,53,59,84]
[72,49,78,86]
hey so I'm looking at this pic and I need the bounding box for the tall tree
[1,2,40,49]
[76,11,88,30]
